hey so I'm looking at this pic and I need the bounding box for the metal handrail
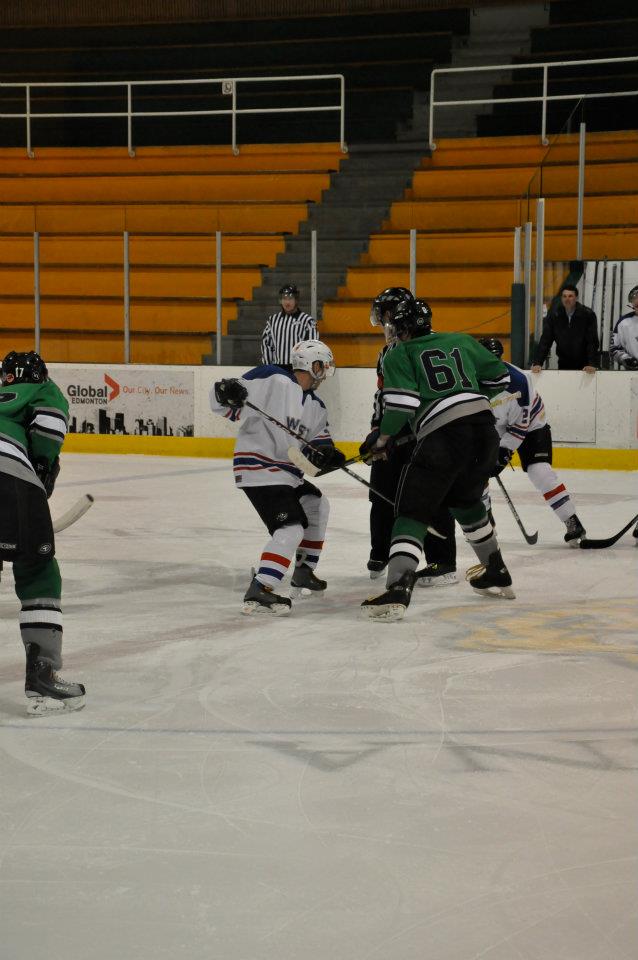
[0,74,348,157]
[429,55,638,150]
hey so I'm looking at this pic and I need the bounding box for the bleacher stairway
[221,142,428,365]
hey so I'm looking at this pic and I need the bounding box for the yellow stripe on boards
[63,435,235,458]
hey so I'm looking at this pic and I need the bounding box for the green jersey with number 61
[380,332,510,440]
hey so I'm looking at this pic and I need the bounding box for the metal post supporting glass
[310,230,317,321]
[534,199,546,342]
[216,232,222,364]
[577,122,586,260]
[523,221,533,365]
[409,229,417,294]
[33,231,40,352]
[123,231,130,363]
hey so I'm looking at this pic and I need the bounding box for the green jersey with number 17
[380,332,510,440]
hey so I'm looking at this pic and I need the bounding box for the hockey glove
[302,444,327,469]
[315,446,347,476]
[490,446,513,477]
[214,378,248,409]
[622,356,638,370]
[33,456,60,498]
[359,429,380,462]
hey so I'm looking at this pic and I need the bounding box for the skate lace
[465,563,485,581]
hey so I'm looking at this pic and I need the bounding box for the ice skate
[466,550,515,600]
[416,563,459,588]
[564,514,586,546]
[242,577,292,616]
[361,570,416,621]
[290,563,327,598]
[25,645,85,716]
[367,559,387,580]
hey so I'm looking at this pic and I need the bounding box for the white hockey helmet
[291,340,335,382]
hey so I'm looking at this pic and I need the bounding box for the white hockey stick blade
[288,445,321,477]
[52,494,94,533]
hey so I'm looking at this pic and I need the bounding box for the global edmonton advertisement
[54,369,195,437]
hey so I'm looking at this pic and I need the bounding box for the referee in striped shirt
[261,284,318,370]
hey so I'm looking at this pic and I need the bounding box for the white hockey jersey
[492,362,546,452]
[209,364,333,488]
[610,312,638,364]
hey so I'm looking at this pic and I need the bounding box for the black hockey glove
[315,446,347,477]
[302,445,327,468]
[360,430,396,463]
[622,356,638,370]
[359,429,380,462]
[33,456,60,498]
[214,378,248,409]
[490,446,513,477]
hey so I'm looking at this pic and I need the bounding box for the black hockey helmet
[279,283,299,300]
[628,285,638,307]
[370,286,414,327]
[414,299,433,335]
[388,298,432,339]
[1,350,48,385]
[478,337,504,358]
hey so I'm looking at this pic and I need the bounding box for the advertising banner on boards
[53,368,195,436]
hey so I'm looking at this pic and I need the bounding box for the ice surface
[0,454,636,960]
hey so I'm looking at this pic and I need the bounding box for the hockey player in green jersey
[0,350,85,713]
[359,300,516,620]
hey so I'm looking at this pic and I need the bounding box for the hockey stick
[288,445,362,477]
[287,432,416,478]
[494,474,538,544]
[52,494,94,533]
[243,399,397,506]
[579,513,638,550]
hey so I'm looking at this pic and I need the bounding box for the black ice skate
[564,514,586,546]
[367,559,387,580]
[242,577,292,616]
[290,563,327,598]
[361,570,416,621]
[25,644,86,716]
[466,550,515,600]
[415,562,459,588]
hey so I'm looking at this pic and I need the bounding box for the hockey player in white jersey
[210,340,345,615]
[479,338,586,545]
[610,284,638,369]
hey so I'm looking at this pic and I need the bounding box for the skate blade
[361,603,406,621]
[471,585,516,600]
[26,694,86,716]
[242,600,291,617]
[416,573,459,588]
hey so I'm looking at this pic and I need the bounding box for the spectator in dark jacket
[531,285,599,373]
